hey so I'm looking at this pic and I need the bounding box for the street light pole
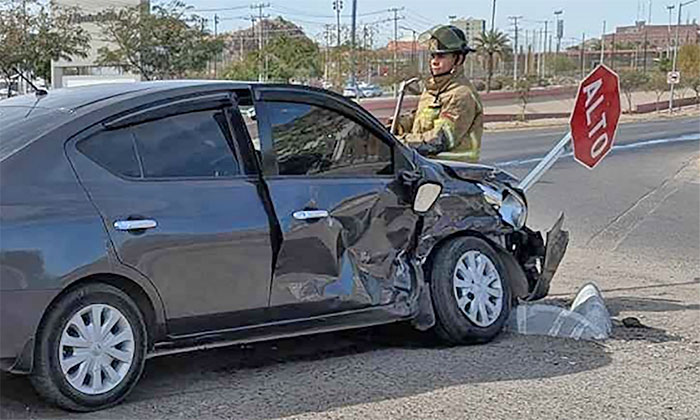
[669,0,697,112]
[667,4,675,58]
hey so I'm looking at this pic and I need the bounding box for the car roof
[0,80,257,161]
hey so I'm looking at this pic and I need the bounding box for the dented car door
[254,88,421,319]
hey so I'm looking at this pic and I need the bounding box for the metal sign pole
[390,77,419,134]
[517,132,572,192]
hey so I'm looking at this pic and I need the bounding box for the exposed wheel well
[37,274,159,351]
[421,230,504,283]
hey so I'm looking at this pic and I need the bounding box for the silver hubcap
[453,250,504,327]
[59,304,135,395]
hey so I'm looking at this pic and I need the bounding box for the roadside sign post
[518,64,621,191]
[667,71,680,85]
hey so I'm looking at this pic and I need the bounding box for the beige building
[51,0,148,88]
[449,17,486,46]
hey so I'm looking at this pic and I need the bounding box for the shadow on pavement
[0,324,611,420]
[605,296,700,316]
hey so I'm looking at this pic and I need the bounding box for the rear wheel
[429,236,512,344]
[30,283,147,411]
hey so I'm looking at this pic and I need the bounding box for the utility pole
[509,16,522,81]
[554,10,563,54]
[389,7,405,96]
[670,0,698,112]
[251,3,270,82]
[332,0,344,84]
[524,29,529,76]
[580,32,586,79]
[543,20,548,76]
[350,0,357,86]
[643,25,648,72]
[490,0,497,32]
[400,26,419,73]
[213,14,220,78]
[667,5,675,58]
[324,24,331,81]
[332,0,343,48]
[600,20,606,65]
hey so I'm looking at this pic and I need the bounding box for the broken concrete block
[505,282,611,340]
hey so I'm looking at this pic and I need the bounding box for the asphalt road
[1,116,699,420]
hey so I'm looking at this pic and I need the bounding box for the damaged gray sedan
[0,81,568,411]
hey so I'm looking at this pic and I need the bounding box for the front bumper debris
[526,213,569,301]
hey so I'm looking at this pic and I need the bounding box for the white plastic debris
[505,282,611,340]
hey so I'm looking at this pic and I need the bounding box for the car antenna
[12,67,48,96]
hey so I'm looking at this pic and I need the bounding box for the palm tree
[474,30,511,93]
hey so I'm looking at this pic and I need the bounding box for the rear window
[0,106,72,161]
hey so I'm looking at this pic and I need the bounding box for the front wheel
[30,283,147,411]
[429,236,512,344]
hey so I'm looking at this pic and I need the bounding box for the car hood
[433,160,520,188]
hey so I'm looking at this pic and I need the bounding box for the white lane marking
[494,133,700,167]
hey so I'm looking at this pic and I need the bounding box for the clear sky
[185,0,699,48]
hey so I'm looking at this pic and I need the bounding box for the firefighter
[394,25,483,162]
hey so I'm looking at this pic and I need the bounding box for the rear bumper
[0,289,58,373]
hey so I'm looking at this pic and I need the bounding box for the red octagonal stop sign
[570,64,621,169]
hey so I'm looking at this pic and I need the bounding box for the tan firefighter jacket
[396,65,483,162]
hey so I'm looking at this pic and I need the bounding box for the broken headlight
[478,184,528,230]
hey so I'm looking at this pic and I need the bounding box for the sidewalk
[485,104,700,132]
[361,88,699,131]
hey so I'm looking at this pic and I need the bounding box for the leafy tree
[224,33,320,83]
[549,55,578,75]
[619,70,649,112]
[677,44,700,80]
[0,0,90,91]
[655,56,672,72]
[474,30,510,93]
[223,55,258,81]
[97,1,223,80]
[681,76,700,109]
[646,71,668,112]
[263,35,321,82]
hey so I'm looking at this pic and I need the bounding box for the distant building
[449,17,486,46]
[602,21,699,51]
[51,0,147,88]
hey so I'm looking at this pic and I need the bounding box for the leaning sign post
[518,64,621,191]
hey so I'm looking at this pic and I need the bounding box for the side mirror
[410,165,443,214]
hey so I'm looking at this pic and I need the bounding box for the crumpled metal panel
[415,177,513,263]
[268,178,419,316]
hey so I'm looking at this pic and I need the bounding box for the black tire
[30,283,147,412]
[429,236,512,344]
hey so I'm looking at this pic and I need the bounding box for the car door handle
[293,210,329,220]
[113,219,158,231]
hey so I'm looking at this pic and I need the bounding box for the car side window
[76,129,141,178]
[78,108,240,179]
[266,101,393,176]
[134,109,239,178]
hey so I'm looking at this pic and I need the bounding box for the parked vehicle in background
[0,81,567,412]
[360,83,383,98]
[343,84,362,98]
